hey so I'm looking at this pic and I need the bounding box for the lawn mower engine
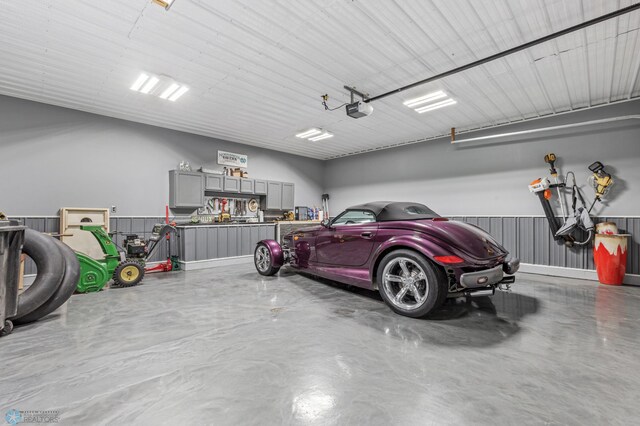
[123,234,148,259]
[123,225,177,273]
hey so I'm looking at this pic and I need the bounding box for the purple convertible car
[254,202,519,318]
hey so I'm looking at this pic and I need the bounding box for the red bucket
[594,234,629,286]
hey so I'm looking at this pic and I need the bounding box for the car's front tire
[255,243,280,276]
[376,249,448,318]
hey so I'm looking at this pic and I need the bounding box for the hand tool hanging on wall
[555,172,594,246]
[219,198,231,223]
[587,161,615,212]
[544,153,566,222]
[529,155,618,247]
[528,155,574,246]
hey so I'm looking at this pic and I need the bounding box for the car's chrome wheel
[381,257,429,311]
[254,243,281,276]
[255,245,271,273]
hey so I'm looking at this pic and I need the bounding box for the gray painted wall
[451,216,640,276]
[324,100,640,217]
[3,94,640,277]
[0,95,324,216]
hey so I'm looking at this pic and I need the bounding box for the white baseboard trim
[179,255,253,271]
[519,263,640,286]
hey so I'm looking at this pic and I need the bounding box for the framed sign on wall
[217,150,248,168]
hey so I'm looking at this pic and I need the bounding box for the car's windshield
[332,210,376,226]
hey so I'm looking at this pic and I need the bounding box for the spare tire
[14,238,80,324]
[15,229,65,318]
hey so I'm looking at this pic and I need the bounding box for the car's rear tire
[255,243,280,276]
[376,249,448,318]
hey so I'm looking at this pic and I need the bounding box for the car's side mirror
[321,219,332,228]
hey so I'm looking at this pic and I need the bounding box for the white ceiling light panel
[159,83,181,99]
[130,74,189,102]
[308,132,334,142]
[168,86,189,101]
[130,73,150,91]
[415,98,457,113]
[404,90,456,114]
[403,91,447,108]
[295,128,322,138]
[295,128,333,141]
[139,76,160,94]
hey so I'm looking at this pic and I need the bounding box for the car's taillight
[434,255,464,264]
[432,217,449,221]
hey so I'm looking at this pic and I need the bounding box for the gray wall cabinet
[171,170,294,210]
[223,176,240,193]
[254,179,267,195]
[240,178,254,194]
[169,170,205,209]
[264,181,295,210]
[282,182,295,210]
[266,181,283,210]
[205,174,223,191]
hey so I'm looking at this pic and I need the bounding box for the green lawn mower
[76,224,177,293]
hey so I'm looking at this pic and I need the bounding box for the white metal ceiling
[1,0,639,159]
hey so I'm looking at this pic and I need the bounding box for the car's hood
[384,219,507,260]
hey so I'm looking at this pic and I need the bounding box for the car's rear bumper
[459,258,520,289]
[503,257,520,275]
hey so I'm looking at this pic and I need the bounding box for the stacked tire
[11,229,80,326]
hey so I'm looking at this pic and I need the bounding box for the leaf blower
[528,153,574,246]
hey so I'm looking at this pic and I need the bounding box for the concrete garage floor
[1,265,639,425]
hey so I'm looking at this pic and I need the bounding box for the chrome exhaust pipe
[466,288,495,297]
[447,287,496,298]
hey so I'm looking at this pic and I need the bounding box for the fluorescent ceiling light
[168,86,189,101]
[130,73,189,101]
[295,128,322,138]
[130,73,149,91]
[140,76,160,94]
[160,83,181,99]
[309,132,333,142]
[415,98,457,113]
[403,91,447,108]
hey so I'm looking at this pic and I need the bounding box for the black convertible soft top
[347,201,440,222]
